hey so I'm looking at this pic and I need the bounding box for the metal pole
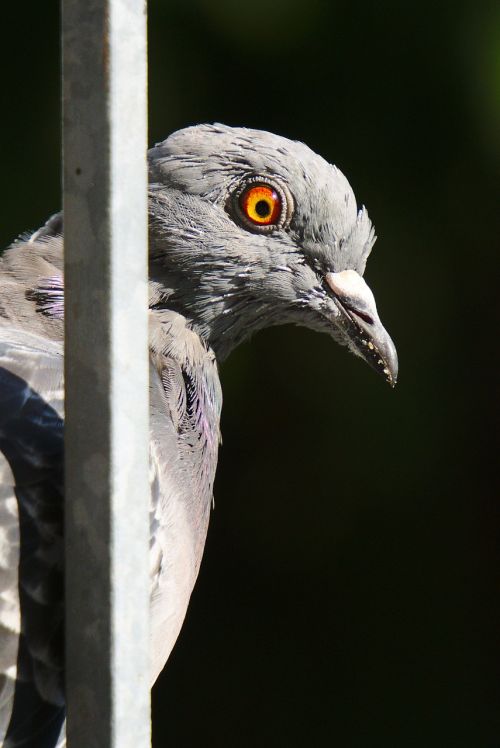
[62,1,150,745]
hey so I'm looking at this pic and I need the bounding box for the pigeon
[0,124,397,746]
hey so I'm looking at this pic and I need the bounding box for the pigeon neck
[149,272,274,362]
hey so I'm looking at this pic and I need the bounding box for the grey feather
[0,124,397,745]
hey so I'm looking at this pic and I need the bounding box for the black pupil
[255,199,271,218]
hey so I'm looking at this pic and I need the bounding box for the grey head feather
[148,124,395,381]
[149,123,375,275]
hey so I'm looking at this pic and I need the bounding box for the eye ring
[230,177,292,233]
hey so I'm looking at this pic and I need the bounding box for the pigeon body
[0,124,397,746]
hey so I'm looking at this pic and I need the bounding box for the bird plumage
[0,124,396,746]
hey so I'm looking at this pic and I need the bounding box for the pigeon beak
[325,270,398,387]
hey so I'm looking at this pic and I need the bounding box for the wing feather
[0,330,65,748]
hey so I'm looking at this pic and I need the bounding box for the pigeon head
[148,123,397,385]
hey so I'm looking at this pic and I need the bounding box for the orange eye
[239,184,282,226]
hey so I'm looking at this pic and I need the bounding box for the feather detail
[25,278,65,321]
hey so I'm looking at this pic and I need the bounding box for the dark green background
[1,1,499,745]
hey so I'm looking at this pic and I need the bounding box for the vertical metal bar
[62,1,150,746]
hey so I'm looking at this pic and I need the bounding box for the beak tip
[324,269,398,388]
[373,336,397,387]
[383,369,397,388]
[384,347,398,389]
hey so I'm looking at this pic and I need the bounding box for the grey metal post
[62,0,150,746]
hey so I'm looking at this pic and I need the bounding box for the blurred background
[1,1,499,745]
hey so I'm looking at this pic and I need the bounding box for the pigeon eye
[238,184,283,228]
[239,184,281,226]
[230,178,292,233]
